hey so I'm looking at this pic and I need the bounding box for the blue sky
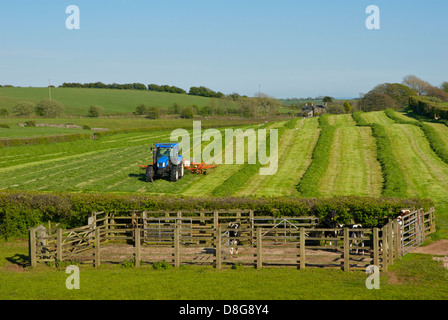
[0,0,447,98]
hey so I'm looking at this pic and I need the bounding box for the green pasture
[0,87,213,115]
[0,117,263,140]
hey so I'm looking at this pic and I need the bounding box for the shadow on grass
[6,254,29,268]
[128,173,146,182]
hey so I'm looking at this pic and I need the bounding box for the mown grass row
[237,118,320,197]
[385,108,448,165]
[211,119,296,197]
[297,115,336,197]
[352,111,406,198]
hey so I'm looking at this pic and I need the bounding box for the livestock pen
[29,209,436,272]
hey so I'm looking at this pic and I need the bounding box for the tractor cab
[153,143,179,169]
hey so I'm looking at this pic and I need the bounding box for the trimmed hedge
[409,96,448,119]
[0,133,92,147]
[352,111,368,126]
[369,123,407,198]
[297,115,335,197]
[0,191,434,238]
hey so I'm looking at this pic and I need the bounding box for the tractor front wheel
[170,165,179,182]
[146,166,154,182]
[178,163,184,179]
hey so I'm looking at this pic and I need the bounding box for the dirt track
[412,240,448,270]
[413,240,448,255]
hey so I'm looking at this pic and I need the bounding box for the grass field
[2,110,448,301]
[0,87,213,115]
[236,117,320,197]
[1,240,448,300]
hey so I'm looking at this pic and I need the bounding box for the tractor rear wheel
[146,166,154,182]
[170,165,179,182]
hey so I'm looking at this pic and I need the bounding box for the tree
[373,83,416,108]
[180,106,195,119]
[35,99,65,117]
[255,93,281,116]
[87,105,101,117]
[323,96,333,103]
[135,104,147,115]
[441,81,448,93]
[425,85,448,102]
[13,101,35,116]
[0,108,9,116]
[343,101,352,113]
[402,75,431,95]
[146,106,160,119]
[360,91,396,112]
[239,97,258,117]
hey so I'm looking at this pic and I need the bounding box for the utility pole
[48,79,52,101]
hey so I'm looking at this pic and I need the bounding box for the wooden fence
[29,208,436,272]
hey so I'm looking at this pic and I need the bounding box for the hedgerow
[0,190,433,238]
[352,111,368,126]
[369,123,406,197]
[0,133,92,147]
[297,115,335,197]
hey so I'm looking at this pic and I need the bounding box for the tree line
[59,82,226,98]
[134,93,282,119]
[359,75,448,112]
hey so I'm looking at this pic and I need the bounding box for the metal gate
[401,209,424,255]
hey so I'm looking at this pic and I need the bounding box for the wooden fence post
[250,210,254,245]
[95,228,100,267]
[388,223,393,266]
[257,228,262,269]
[394,220,400,262]
[216,226,222,269]
[383,225,388,272]
[29,228,36,268]
[174,222,180,268]
[135,228,141,268]
[343,228,349,272]
[373,227,379,267]
[57,228,63,262]
[300,227,305,270]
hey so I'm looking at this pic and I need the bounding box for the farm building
[301,103,327,117]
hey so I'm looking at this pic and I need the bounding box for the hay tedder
[184,162,216,175]
[139,143,216,182]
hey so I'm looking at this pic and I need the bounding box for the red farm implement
[185,162,216,175]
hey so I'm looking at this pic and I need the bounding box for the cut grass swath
[238,118,319,197]
[210,120,292,197]
[318,125,382,197]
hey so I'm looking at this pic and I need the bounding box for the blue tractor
[141,143,185,182]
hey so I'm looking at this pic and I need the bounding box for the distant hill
[0,87,213,116]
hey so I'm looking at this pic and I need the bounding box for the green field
[0,87,213,115]
[2,108,448,301]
